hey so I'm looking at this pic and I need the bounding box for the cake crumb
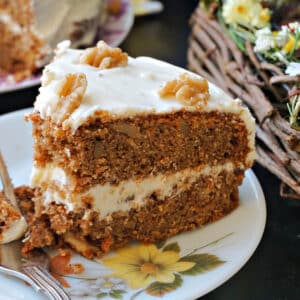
[159,73,210,106]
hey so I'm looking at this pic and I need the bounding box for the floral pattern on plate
[49,234,232,299]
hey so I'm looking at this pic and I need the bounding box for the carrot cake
[0,0,49,81]
[33,0,108,49]
[0,0,108,81]
[24,41,256,258]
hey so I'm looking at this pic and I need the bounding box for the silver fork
[0,151,70,300]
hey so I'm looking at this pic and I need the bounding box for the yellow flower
[102,243,195,289]
[283,36,295,53]
[222,0,270,28]
[252,8,270,28]
[282,35,300,53]
[223,0,252,26]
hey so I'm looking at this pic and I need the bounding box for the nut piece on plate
[79,40,128,69]
[0,192,27,244]
[159,73,210,106]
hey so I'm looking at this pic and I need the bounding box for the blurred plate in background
[0,0,133,94]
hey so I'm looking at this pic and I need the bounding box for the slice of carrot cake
[24,41,256,258]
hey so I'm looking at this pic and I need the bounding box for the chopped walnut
[79,40,128,69]
[159,73,210,106]
[54,73,87,124]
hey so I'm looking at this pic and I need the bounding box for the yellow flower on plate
[102,243,195,289]
[222,0,270,28]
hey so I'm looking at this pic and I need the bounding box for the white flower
[289,22,300,34]
[67,277,126,297]
[254,28,276,53]
[273,51,289,65]
[276,26,290,47]
[285,62,300,76]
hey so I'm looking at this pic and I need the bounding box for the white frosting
[34,44,256,163]
[1,216,27,244]
[31,162,239,218]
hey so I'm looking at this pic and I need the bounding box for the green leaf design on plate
[156,240,166,249]
[179,253,225,275]
[96,292,108,298]
[109,289,126,299]
[162,242,180,252]
[145,274,183,297]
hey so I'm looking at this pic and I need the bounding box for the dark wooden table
[0,1,299,299]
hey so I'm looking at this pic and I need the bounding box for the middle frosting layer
[31,162,237,218]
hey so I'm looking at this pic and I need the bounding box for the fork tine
[23,266,59,300]
[0,150,19,211]
[23,265,70,300]
[34,266,70,300]
[0,151,70,299]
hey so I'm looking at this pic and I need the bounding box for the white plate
[0,108,266,300]
[0,0,134,94]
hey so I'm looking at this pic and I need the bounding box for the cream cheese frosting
[34,41,256,164]
[31,162,238,218]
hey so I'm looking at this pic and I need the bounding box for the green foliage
[162,242,180,253]
[287,95,300,130]
[288,30,300,61]
[145,274,183,297]
[179,253,225,275]
[156,240,166,249]
[96,289,126,299]
[109,289,126,299]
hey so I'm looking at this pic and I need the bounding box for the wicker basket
[187,7,300,199]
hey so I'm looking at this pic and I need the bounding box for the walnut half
[79,40,128,69]
[159,73,210,106]
[54,73,87,125]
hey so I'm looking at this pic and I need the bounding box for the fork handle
[23,265,70,300]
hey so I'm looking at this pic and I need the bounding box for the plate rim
[183,168,266,300]
[0,108,267,300]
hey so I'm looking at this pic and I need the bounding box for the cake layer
[31,162,241,217]
[30,110,254,191]
[35,43,254,134]
[22,169,243,258]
